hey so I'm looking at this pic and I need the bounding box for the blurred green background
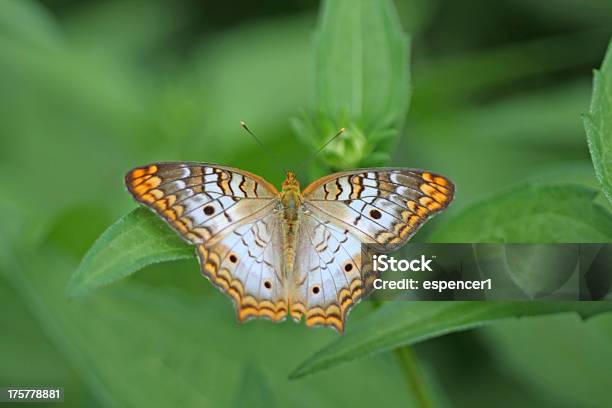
[1,0,612,407]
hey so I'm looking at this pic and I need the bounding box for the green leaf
[431,183,612,243]
[290,302,612,379]
[314,0,410,128]
[294,0,410,172]
[584,38,612,206]
[67,208,192,298]
[501,244,579,298]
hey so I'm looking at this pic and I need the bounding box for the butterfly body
[126,162,454,332]
[279,172,302,277]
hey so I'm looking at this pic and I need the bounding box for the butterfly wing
[289,213,374,332]
[196,212,287,322]
[125,162,279,245]
[291,168,454,331]
[126,162,287,322]
[302,168,454,250]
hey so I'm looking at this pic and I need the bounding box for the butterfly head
[280,171,302,217]
[281,171,301,193]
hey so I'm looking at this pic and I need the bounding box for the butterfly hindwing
[196,212,287,322]
[302,168,455,250]
[290,212,371,332]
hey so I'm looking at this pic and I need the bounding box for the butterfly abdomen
[281,195,301,272]
[282,217,299,275]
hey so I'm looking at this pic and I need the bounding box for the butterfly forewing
[302,168,455,250]
[125,162,279,245]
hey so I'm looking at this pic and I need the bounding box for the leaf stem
[394,346,436,408]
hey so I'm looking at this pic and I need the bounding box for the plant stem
[394,346,436,408]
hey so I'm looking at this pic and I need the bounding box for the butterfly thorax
[279,172,302,276]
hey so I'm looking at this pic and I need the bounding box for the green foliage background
[1,0,612,407]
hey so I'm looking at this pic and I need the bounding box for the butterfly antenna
[240,121,289,174]
[297,127,346,174]
[241,121,267,150]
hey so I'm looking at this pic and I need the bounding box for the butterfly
[125,163,454,332]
